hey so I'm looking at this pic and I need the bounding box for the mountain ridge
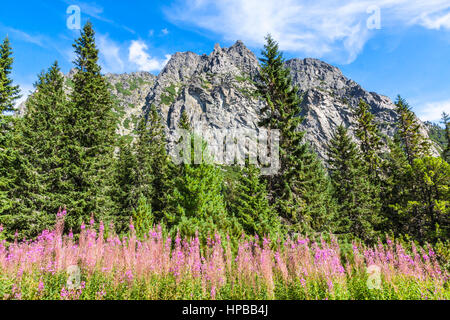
[17,40,440,162]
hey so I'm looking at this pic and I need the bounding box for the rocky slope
[18,41,439,163]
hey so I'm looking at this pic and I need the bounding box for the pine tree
[380,135,410,234]
[327,125,383,242]
[400,157,449,242]
[441,112,450,163]
[164,116,242,242]
[179,110,191,131]
[113,137,138,232]
[354,99,383,180]
[138,105,170,216]
[257,35,335,233]
[114,104,170,231]
[229,160,282,238]
[395,95,430,165]
[5,62,70,238]
[65,22,118,229]
[0,37,21,114]
[0,37,21,235]
[132,195,154,239]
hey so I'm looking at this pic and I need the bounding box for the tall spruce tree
[354,99,383,180]
[132,195,154,239]
[114,137,138,231]
[397,157,450,242]
[65,22,118,229]
[6,62,70,238]
[138,105,170,216]
[441,112,450,163]
[0,37,20,114]
[257,35,335,233]
[395,95,430,165]
[229,160,282,238]
[114,104,170,231]
[164,115,242,242]
[380,135,410,234]
[0,37,21,225]
[327,125,383,242]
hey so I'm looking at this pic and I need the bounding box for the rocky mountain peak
[286,58,352,93]
[17,41,440,164]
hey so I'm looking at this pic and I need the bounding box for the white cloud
[166,0,450,63]
[98,34,124,73]
[161,28,170,35]
[418,11,450,30]
[417,99,450,123]
[4,27,45,47]
[128,40,171,72]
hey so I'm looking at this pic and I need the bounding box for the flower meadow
[0,210,448,300]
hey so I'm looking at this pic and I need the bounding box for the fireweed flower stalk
[0,210,448,300]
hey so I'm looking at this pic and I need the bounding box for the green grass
[1,270,447,300]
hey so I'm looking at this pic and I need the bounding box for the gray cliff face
[144,42,438,161]
[17,41,439,162]
[146,41,264,157]
[286,58,436,159]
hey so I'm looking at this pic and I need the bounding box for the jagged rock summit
[143,40,437,160]
[18,40,439,162]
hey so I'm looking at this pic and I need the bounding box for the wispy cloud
[165,0,450,64]
[417,99,450,123]
[128,40,171,72]
[3,27,46,47]
[97,34,125,73]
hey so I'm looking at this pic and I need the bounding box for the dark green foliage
[63,22,118,230]
[228,160,282,238]
[327,125,383,242]
[0,115,17,218]
[395,96,430,165]
[354,99,383,180]
[380,136,410,233]
[114,104,170,231]
[426,121,446,150]
[441,113,450,163]
[0,37,24,237]
[137,105,170,216]
[390,156,449,243]
[3,62,70,238]
[179,110,191,131]
[164,116,242,242]
[113,138,138,232]
[257,35,335,233]
[0,37,21,114]
[132,195,154,239]
[378,96,449,243]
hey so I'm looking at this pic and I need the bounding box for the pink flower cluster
[0,210,447,299]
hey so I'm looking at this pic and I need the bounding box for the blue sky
[1,0,449,123]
